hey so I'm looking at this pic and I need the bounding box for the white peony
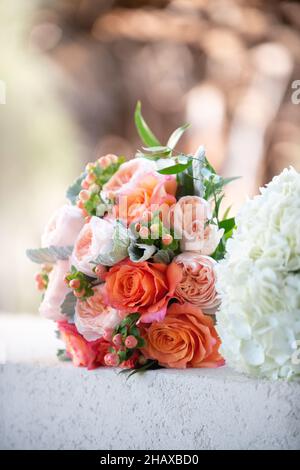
[216,167,300,380]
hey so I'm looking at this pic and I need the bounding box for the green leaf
[57,349,72,362]
[135,101,161,147]
[167,123,190,150]
[142,145,171,155]
[219,217,236,234]
[66,173,85,205]
[60,291,77,319]
[158,160,192,175]
[26,245,73,264]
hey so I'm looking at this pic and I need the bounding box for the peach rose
[102,158,157,199]
[115,172,177,226]
[58,321,110,369]
[173,253,220,313]
[42,205,84,247]
[104,260,182,323]
[75,284,120,341]
[72,216,128,276]
[143,302,224,368]
[39,259,70,321]
[173,196,224,254]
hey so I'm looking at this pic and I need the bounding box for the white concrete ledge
[0,315,299,450]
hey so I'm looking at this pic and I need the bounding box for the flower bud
[162,234,173,246]
[139,226,149,239]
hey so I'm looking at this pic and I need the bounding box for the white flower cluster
[216,167,300,380]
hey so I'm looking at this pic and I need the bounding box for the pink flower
[58,322,110,370]
[101,158,157,199]
[114,171,177,226]
[42,205,84,247]
[72,217,114,276]
[173,196,224,254]
[75,284,120,341]
[173,252,220,314]
[39,259,70,321]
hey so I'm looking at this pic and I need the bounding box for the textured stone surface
[0,314,300,450]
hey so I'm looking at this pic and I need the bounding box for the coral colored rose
[39,259,70,321]
[75,284,120,341]
[58,321,110,370]
[143,302,224,369]
[115,172,177,226]
[173,196,224,254]
[173,253,220,314]
[72,217,128,276]
[102,158,157,199]
[42,205,84,247]
[104,260,182,323]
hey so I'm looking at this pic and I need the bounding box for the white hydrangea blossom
[216,167,300,380]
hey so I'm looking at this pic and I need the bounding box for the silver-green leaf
[26,245,73,264]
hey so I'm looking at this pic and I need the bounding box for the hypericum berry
[79,190,90,201]
[112,333,123,347]
[85,162,95,172]
[34,273,43,283]
[139,226,149,239]
[86,172,96,184]
[76,199,84,209]
[162,234,173,246]
[81,179,90,190]
[104,353,120,367]
[94,264,106,279]
[89,183,100,194]
[150,223,159,236]
[125,335,138,349]
[98,156,110,169]
[103,329,113,342]
[69,279,80,290]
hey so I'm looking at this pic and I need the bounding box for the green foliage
[26,245,73,264]
[158,160,192,175]
[57,349,72,362]
[167,124,190,150]
[66,173,86,205]
[135,101,161,147]
[93,220,130,266]
[60,291,77,319]
[128,242,157,263]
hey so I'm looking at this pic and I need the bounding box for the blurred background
[0,0,299,314]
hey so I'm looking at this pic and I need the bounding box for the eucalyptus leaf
[26,245,73,264]
[167,123,190,149]
[192,145,206,197]
[128,242,157,263]
[153,249,175,264]
[135,101,161,147]
[93,221,130,266]
[60,291,77,319]
[66,172,86,205]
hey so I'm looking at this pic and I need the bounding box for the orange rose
[104,260,181,323]
[114,172,177,226]
[143,302,224,368]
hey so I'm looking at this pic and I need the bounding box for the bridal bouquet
[27,103,236,373]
